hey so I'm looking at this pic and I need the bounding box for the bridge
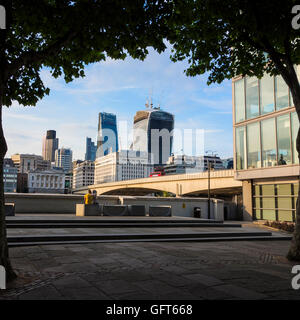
[74,169,242,197]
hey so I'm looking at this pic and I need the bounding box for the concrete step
[6,218,224,224]
[7,231,273,244]
[8,235,292,247]
[5,222,242,229]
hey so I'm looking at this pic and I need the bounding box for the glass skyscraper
[85,137,97,161]
[96,112,119,158]
[55,148,73,173]
[132,108,174,165]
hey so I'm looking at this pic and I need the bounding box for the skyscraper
[96,112,119,158]
[55,148,73,172]
[132,107,174,165]
[42,130,59,162]
[85,137,97,161]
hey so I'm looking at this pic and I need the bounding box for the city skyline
[2,44,233,161]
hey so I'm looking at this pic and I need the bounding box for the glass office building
[85,137,97,161]
[233,72,299,222]
[132,108,174,166]
[96,112,119,158]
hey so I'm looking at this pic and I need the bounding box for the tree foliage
[169,0,300,89]
[0,0,174,281]
[167,0,300,260]
[1,0,173,106]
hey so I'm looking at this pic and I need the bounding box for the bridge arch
[100,186,174,196]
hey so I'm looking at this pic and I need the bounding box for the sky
[3,44,233,161]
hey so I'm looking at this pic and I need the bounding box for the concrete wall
[4,193,224,220]
[119,196,224,220]
[242,181,253,221]
[4,193,119,214]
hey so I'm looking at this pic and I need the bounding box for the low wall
[120,196,223,220]
[4,193,119,214]
[4,193,224,220]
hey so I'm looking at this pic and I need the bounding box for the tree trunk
[286,75,300,261]
[287,125,300,261]
[0,103,17,282]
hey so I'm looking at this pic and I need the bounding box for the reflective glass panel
[247,122,261,168]
[261,118,276,167]
[235,126,246,170]
[234,79,245,123]
[277,114,292,165]
[275,76,289,110]
[246,77,259,119]
[291,112,299,164]
[260,74,275,114]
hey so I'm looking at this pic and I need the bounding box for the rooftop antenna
[149,88,153,109]
[145,98,150,109]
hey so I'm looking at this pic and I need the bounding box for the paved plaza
[1,232,300,300]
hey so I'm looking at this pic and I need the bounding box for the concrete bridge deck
[74,169,242,197]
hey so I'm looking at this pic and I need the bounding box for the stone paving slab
[0,239,299,300]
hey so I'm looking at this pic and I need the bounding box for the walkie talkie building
[132,109,174,165]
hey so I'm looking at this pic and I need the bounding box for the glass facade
[261,118,276,167]
[133,110,174,165]
[291,112,299,164]
[235,111,298,169]
[247,122,261,168]
[260,74,275,114]
[277,114,292,165]
[97,112,119,158]
[234,74,294,124]
[235,126,246,170]
[245,77,259,119]
[234,72,299,223]
[275,76,289,110]
[234,79,245,122]
[253,183,298,222]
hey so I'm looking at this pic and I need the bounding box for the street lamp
[207,161,214,219]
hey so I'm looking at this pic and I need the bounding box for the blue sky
[3,45,233,160]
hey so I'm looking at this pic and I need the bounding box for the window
[234,79,245,123]
[246,77,259,119]
[247,122,261,168]
[253,183,296,222]
[260,74,275,114]
[235,126,246,170]
[277,114,292,165]
[261,118,276,167]
[291,112,299,164]
[275,76,289,110]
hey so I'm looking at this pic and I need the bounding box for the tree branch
[6,30,77,80]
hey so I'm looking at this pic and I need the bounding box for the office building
[203,155,225,171]
[96,112,119,158]
[85,137,97,161]
[55,148,73,173]
[11,154,51,173]
[132,107,174,165]
[163,154,204,175]
[42,130,59,162]
[73,160,95,189]
[233,72,299,222]
[94,150,153,184]
[3,159,18,193]
[222,158,234,169]
[28,169,65,194]
[17,173,28,193]
[65,172,73,194]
